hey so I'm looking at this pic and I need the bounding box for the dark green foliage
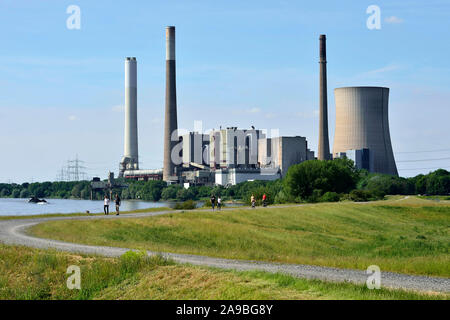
[283,159,358,201]
[320,192,341,202]
[1,167,448,204]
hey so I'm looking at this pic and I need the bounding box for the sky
[0,0,449,183]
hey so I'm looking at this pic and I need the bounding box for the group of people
[209,193,268,211]
[103,194,121,215]
[209,194,222,211]
[250,193,267,208]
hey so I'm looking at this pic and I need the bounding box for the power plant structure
[111,28,399,189]
[163,26,179,182]
[317,34,331,161]
[332,87,398,176]
[119,57,139,177]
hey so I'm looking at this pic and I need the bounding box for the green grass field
[0,245,444,300]
[30,197,450,277]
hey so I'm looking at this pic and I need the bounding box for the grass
[0,245,445,300]
[29,196,450,277]
[0,207,172,221]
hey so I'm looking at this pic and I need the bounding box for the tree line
[1,160,449,204]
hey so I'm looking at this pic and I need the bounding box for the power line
[395,148,450,154]
[397,157,450,163]
[398,167,450,171]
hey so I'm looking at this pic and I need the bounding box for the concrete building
[258,136,308,176]
[215,168,280,186]
[163,26,179,181]
[318,34,331,160]
[306,148,315,160]
[182,132,209,167]
[333,87,398,176]
[123,169,163,181]
[337,149,374,172]
[209,128,265,169]
[119,57,139,177]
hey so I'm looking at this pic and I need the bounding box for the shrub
[174,200,196,210]
[284,159,358,201]
[320,191,340,202]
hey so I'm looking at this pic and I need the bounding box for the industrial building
[335,149,374,172]
[258,136,311,177]
[332,87,398,176]
[209,128,266,169]
[181,132,210,167]
[114,28,399,189]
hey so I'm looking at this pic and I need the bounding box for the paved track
[0,206,448,293]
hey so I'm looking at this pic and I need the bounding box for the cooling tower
[119,57,139,177]
[333,87,398,176]
[163,26,178,181]
[318,34,331,160]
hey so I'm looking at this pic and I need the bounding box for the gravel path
[0,206,448,293]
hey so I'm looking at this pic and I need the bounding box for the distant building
[333,87,398,176]
[258,136,309,177]
[215,168,280,186]
[182,132,209,167]
[337,149,374,172]
[209,128,266,169]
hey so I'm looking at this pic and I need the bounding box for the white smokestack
[121,57,139,175]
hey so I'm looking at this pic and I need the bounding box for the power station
[114,28,398,186]
[333,87,398,176]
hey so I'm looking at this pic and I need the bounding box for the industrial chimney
[318,34,331,160]
[119,57,139,177]
[163,26,178,181]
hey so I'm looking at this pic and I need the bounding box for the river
[0,198,170,216]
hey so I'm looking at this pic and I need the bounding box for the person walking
[251,194,256,208]
[262,193,267,207]
[103,195,110,215]
[115,194,121,216]
[217,196,222,211]
[210,194,216,211]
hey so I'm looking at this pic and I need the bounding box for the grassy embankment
[0,245,445,300]
[30,196,450,277]
[0,207,172,221]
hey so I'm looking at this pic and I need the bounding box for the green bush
[174,200,196,210]
[284,159,358,201]
[320,192,340,202]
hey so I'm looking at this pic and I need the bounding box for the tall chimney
[120,57,139,177]
[318,34,330,160]
[163,26,178,181]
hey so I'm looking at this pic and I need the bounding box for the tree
[11,189,21,198]
[284,159,358,200]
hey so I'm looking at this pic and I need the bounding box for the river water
[0,198,170,216]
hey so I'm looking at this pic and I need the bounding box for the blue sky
[0,0,449,182]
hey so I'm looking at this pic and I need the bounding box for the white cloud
[296,110,318,119]
[248,107,261,114]
[68,115,78,121]
[385,16,404,24]
[365,64,401,75]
